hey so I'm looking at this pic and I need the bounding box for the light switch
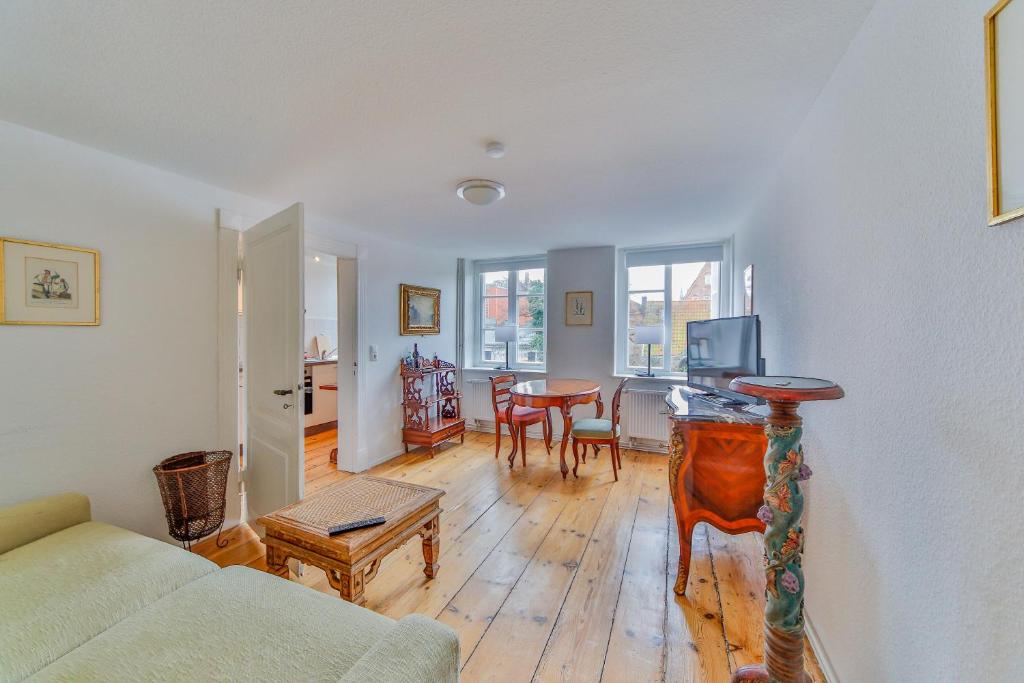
[369,344,379,361]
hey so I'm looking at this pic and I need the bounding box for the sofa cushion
[0,521,217,682]
[0,493,91,555]
[28,565,398,683]
[337,614,459,683]
[570,418,619,439]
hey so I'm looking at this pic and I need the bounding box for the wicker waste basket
[153,450,232,550]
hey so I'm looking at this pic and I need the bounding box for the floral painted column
[728,376,844,683]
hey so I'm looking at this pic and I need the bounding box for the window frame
[615,241,733,378]
[473,255,548,371]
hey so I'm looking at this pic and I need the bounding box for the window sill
[464,366,547,375]
[613,372,687,382]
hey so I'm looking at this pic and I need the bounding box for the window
[475,257,546,369]
[618,243,729,376]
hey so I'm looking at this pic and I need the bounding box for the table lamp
[633,325,663,377]
[495,325,516,370]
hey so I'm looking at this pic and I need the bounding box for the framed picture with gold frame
[399,283,440,335]
[986,0,1024,226]
[1,238,100,326]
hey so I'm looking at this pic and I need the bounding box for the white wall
[546,246,618,417]
[0,119,459,540]
[355,241,457,468]
[732,0,1024,679]
[304,250,338,356]
[0,120,276,541]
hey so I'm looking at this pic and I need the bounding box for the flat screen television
[686,315,763,403]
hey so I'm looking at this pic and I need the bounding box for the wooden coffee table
[258,475,444,606]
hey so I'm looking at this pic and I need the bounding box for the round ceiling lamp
[456,179,506,206]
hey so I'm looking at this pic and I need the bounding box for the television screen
[686,315,762,399]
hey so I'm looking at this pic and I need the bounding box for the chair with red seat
[491,373,551,467]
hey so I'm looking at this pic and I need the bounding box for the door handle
[273,389,294,396]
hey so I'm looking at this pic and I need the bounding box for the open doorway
[220,207,362,531]
[303,249,342,494]
[301,243,360,497]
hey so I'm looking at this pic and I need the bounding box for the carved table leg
[265,543,290,580]
[519,418,528,468]
[544,408,553,453]
[327,567,366,606]
[421,516,440,579]
[592,396,604,457]
[668,431,690,595]
[506,402,519,470]
[558,401,572,479]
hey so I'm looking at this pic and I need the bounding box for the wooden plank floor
[195,429,825,683]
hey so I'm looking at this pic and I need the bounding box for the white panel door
[243,203,304,522]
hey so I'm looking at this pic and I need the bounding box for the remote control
[327,516,386,536]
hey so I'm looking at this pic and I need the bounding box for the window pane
[628,265,664,291]
[482,296,509,326]
[628,292,664,327]
[518,295,544,328]
[628,333,663,369]
[482,270,510,291]
[517,330,544,364]
[517,268,545,294]
[482,329,507,363]
[670,262,715,373]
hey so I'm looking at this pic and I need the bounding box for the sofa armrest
[336,614,460,683]
[0,492,91,554]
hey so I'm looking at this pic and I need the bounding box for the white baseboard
[365,446,406,470]
[804,609,839,683]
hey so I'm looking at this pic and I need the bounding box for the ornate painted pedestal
[727,376,844,683]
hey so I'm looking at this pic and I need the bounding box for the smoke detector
[485,141,506,159]
[456,179,506,206]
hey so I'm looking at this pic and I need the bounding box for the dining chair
[570,378,629,481]
[491,373,551,467]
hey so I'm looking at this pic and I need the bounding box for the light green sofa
[0,493,459,683]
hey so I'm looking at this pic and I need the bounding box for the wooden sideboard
[665,385,768,595]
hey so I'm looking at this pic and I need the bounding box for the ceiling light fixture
[456,179,506,206]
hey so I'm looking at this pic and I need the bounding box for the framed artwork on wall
[986,0,1024,226]
[743,264,754,315]
[399,283,440,335]
[565,291,593,326]
[1,238,100,326]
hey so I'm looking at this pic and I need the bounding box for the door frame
[217,211,364,527]
[305,232,364,473]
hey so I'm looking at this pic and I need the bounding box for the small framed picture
[986,0,1024,225]
[1,238,100,326]
[565,291,593,326]
[400,283,440,335]
[743,264,754,315]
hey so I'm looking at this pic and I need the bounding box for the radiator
[621,389,670,450]
[466,378,495,426]
[465,378,550,439]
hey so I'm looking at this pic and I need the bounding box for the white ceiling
[0,1,875,255]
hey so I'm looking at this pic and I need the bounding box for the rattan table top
[261,475,444,539]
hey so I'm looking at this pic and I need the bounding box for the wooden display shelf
[400,355,465,457]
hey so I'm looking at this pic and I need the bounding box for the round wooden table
[507,379,603,479]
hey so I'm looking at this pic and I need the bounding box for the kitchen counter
[304,358,338,366]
